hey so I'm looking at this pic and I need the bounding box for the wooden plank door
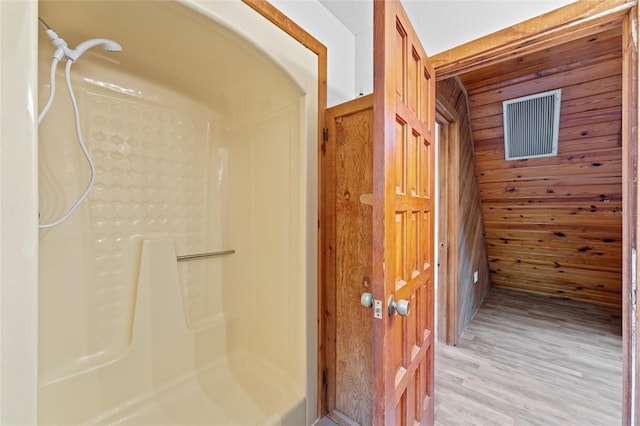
[372,0,436,424]
[326,95,375,426]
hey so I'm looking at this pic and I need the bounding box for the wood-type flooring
[435,288,622,426]
[316,287,622,425]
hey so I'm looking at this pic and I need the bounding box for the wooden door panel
[408,134,419,197]
[374,1,435,424]
[395,23,406,100]
[395,120,406,195]
[329,98,375,426]
[420,140,431,199]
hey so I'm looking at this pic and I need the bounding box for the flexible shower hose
[38,57,97,229]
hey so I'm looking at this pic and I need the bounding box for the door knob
[388,295,411,316]
[361,292,373,308]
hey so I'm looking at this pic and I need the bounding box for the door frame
[431,1,638,423]
[435,95,460,346]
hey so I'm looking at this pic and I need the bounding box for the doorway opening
[432,4,635,423]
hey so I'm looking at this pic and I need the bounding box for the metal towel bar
[176,250,235,262]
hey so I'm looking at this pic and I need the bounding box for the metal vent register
[503,89,561,160]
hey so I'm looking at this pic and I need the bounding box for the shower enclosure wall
[35,1,318,424]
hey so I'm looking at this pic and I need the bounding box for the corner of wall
[354,30,373,97]
[0,0,39,424]
[269,0,356,106]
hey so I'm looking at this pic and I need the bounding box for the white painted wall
[346,0,577,96]
[354,28,373,96]
[271,0,356,106]
[407,0,578,55]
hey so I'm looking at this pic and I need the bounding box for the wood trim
[240,0,329,420]
[435,94,460,346]
[432,0,636,80]
[435,95,459,123]
[242,0,326,55]
[622,6,639,425]
[325,93,373,118]
[323,105,337,417]
[446,121,460,346]
[436,121,449,345]
[372,1,389,422]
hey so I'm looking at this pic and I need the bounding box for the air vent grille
[503,89,561,160]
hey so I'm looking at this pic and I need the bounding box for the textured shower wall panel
[249,103,305,386]
[219,99,307,390]
[39,65,228,382]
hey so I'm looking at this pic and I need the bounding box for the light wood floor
[315,287,622,426]
[435,287,623,426]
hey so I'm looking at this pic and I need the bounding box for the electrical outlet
[473,271,479,283]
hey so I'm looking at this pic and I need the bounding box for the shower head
[66,38,122,61]
[37,18,122,62]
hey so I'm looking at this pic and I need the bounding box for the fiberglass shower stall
[12,0,320,424]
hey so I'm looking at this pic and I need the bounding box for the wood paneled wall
[459,28,623,306]
[436,78,490,337]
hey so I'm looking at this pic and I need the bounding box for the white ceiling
[318,0,372,35]
[318,0,577,55]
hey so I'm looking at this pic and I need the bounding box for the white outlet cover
[473,271,479,283]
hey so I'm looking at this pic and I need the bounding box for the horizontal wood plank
[432,0,631,79]
[468,58,622,107]
[489,253,621,273]
[460,27,623,93]
[448,22,624,307]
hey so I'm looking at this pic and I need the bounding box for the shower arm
[38,17,51,31]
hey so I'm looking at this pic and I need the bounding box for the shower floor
[94,352,301,426]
